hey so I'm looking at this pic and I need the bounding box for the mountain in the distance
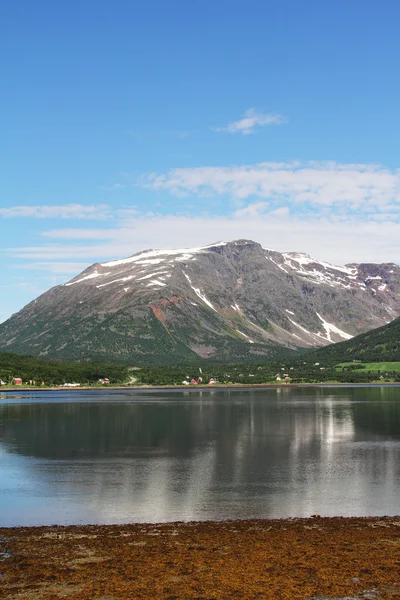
[1,239,400,364]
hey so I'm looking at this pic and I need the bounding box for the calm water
[0,386,400,526]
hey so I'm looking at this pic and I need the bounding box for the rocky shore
[1,517,399,599]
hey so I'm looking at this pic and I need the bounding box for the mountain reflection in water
[0,386,399,526]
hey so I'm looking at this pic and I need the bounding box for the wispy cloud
[14,262,89,274]
[0,204,111,219]
[0,204,140,220]
[4,160,400,290]
[234,201,270,217]
[213,108,286,135]
[8,211,400,266]
[144,161,400,212]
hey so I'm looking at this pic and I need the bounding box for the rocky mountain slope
[1,239,400,364]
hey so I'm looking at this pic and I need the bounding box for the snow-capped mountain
[1,239,400,363]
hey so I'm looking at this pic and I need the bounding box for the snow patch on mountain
[316,313,353,342]
[65,270,107,286]
[96,275,135,288]
[183,272,218,312]
[101,242,228,268]
[236,329,249,337]
[147,280,167,287]
[283,252,357,275]
[138,271,170,281]
[287,318,317,340]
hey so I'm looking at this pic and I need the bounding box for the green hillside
[0,352,129,386]
[309,317,400,364]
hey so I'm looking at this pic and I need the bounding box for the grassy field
[337,361,400,372]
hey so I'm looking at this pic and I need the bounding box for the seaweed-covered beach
[1,517,399,599]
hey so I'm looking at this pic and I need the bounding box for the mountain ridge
[1,239,400,364]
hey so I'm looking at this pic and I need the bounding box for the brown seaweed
[0,517,399,599]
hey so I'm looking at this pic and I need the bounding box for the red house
[13,378,22,385]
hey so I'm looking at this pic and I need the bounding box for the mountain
[309,316,400,364]
[1,239,400,364]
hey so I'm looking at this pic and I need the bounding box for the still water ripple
[0,386,399,526]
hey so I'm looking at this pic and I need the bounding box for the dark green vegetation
[0,350,393,388]
[134,358,400,386]
[1,316,400,386]
[310,316,400,364]
[0,352,128,386]
[337,361,400,372]
[134,318,400,384]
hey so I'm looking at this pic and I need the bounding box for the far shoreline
[2,381,400,392]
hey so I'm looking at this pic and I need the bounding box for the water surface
[0,386,399,526]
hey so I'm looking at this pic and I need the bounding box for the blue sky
[1,0,400,321]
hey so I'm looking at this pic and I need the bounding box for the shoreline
[1,516,399,599]
[2,381,400,392]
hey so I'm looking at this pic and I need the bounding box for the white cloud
[14,262,89,274]
[144,161,400,211]
[214,108,286,135]
[3,160,400,289]
[41,229,119,240]
[235,201,270,217]
[0,204,140,220]
[0,204,111,219]
[7,211,400,266]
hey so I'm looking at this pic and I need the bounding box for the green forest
[0,352,129,386]
[1,314,400,388]
[2,351,399,388]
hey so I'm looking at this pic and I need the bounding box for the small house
[12,378,22,385]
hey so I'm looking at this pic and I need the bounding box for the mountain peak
[1,240,399,364]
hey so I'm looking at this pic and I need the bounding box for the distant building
[12,378,22,385]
